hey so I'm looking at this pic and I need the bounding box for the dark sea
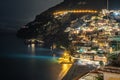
[0,33,67,80]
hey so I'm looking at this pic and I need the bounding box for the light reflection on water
[26,44,72,80]
[28,44,35,54]
[31,44,35,54]
[58,64,72,80]
[6,53,59,62]
[0,34,72,80]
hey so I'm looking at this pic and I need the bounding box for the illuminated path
[53,10,98,16]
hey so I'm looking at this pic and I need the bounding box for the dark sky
[0,0,63,30]
[0,0,119,31]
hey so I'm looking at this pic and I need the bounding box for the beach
[62,63,95,80]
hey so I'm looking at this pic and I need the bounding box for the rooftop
[99,66,120,74]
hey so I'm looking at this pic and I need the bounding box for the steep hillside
[16,0,108,47]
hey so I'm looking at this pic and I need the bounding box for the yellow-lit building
[78,66,120,80]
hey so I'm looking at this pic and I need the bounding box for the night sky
[0,0,63,30]
[0,0,120,31]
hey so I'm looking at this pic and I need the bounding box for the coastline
[57,64,72,80]
[62,63,95,80]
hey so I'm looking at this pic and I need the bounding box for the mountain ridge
[16,0,119,48]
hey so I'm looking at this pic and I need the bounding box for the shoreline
[62,63,95,80]
[57,64,72,80]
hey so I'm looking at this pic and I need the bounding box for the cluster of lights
[66,9,120,55]
[58,51,73,63]
[53,10,98,16]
